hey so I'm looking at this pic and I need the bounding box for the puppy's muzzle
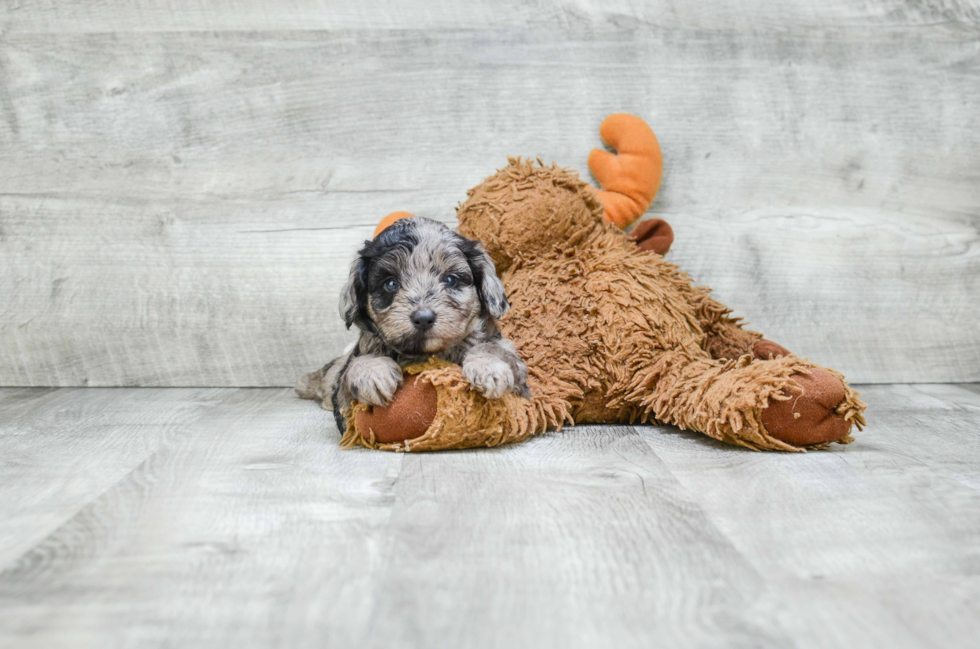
[410,308,436,331]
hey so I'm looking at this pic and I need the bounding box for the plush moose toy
[309,114,866,452]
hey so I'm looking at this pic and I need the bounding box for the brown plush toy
[339,114,866,452]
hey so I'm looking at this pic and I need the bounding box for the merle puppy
[296,217,530,433]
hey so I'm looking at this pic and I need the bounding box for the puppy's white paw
[345,356,404,407]
[463,356,515,400]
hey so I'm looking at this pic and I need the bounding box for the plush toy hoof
[354,374,438,444]
[753,339,791,360]
[762,369,852,447]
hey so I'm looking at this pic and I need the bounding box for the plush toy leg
[689,286,792,361]
[619,351,866,451]
[341,359,563,452]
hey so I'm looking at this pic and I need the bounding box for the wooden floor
[0,385,977,647]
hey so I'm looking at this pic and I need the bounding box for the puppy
[296,217,530,433]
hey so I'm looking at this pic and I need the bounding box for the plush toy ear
[339,255,371,330]
[462,240,509,319]
[630,218,674,255]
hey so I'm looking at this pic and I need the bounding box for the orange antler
[373,211,414,237]
[588,114,663,230]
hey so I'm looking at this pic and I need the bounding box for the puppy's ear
[339,254,370,330]
[462,239,509,319]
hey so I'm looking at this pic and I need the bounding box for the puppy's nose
[410,309,436,331]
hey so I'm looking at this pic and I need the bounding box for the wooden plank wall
[1,1,978,386]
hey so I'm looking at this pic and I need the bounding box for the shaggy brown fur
[342,157,866,452]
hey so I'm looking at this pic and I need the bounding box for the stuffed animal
[332,114,866,452]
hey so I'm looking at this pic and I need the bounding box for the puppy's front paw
[345,356,404,407]
[463,356,515,400]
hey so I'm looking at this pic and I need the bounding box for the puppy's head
[340,217,508,355]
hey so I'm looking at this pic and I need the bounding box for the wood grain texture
[359,427,789,647]
[1,1,978,386]
[1,384,979,647]
[3,1,979,32]
[0,387,232,566]
[640,382,980,648]
[0,387,406,647]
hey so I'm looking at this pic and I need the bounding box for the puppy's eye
[442,274,458,288]
[383,278,399,292]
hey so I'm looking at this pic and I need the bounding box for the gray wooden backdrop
[1,1,978,387]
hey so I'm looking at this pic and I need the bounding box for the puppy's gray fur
[296,217,529,433]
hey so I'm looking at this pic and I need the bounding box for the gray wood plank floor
[1,385,978,648]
